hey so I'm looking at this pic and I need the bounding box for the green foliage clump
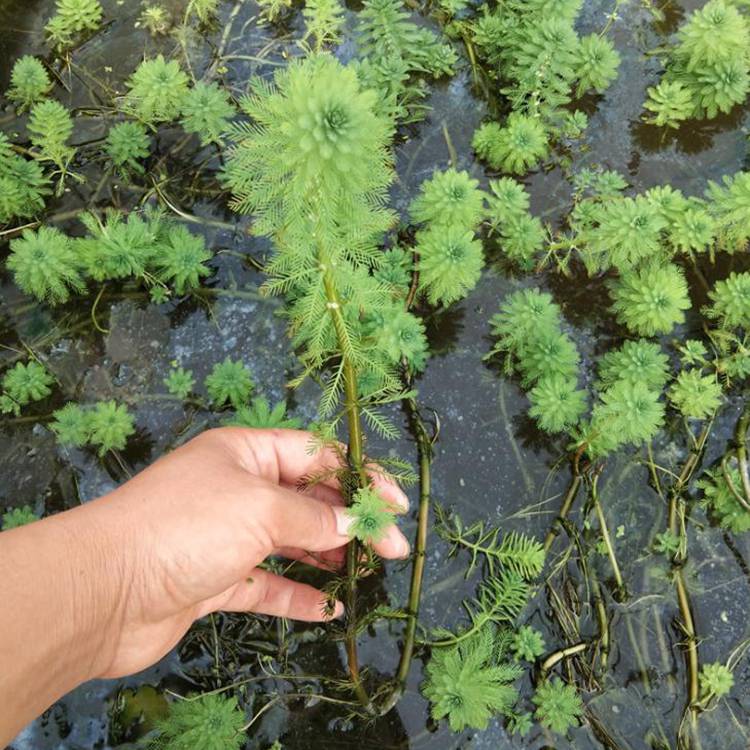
[668,207,716,254]
[409,168,485,231]
[472,114,549,175]
[511,625,545,662]
[706,172,750,253]
[154,694,246,750]
[644,81,695,128]
[155,225,212,294]
[1,361,55,415]
[532,678,583,735]
[0,134,49,225]
[139,5,172,34]
[609,263,690,336]
[668,369,722,419]
[698,466,750,533]
[45,0,103,49]
[573,34,621,95]
[699,662,734,699]
[205,358,254,408]
[224,397,302,429]
[365,304,429,371]
[164,366,195,400]
[7,226,85,304]
[1,505,40,530]
[422,628,522,731]
[355,0,456,123]
[704,272,750,329]
[105,121,151,174]
[528,375,587,434]
[495,212,546,269]
[88,401,136,455]
[27,100,76,172]
[186,0,221,24]
[598,340,670,390]
[644,0,750,124]
[179,82,236,146]
[6,56,52,110]
[346,486,395,544]
[50,403,91,447]
[302,0,345,51]
[123,55,190,126]
[416,225,484,305]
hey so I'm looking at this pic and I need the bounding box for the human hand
[79,427,410,680]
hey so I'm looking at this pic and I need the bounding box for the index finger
[220,427,409,512]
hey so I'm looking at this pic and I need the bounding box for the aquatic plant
[224,397,302,429]
[528,375,587,434]
[303,0,345,51]
[50,403,91,448]
[668,206,716,254]
[698,466,750,534]
[415,225,484,305]
[7,226,85,305]
[704,272,750,329]
[1,361,55,415]
[123,55,191,126]
[422,628,522,731]
[6,56,52,111]
[346,487,396,544]
[573,34,621,95]
[155,225,213,294]
[139,5,171,34]
[1,506,40,530]
[644,0,750,124]
[699,662,734,700]
[179,82,236,146]
[409,168,485,231]
[706,172,750,253]
[511,625,546,662]
[532,678,583,735]
[366,304,429,371]
[87,401,136,456]
[27,100,76,174]
[608,263,690,336]
[154,694,246,750]
[204,358,254,408]
[597,340,670,390]
[45,0,103,49]
[373,247,411,291]
[105,121,151,174]
[668,370,722,420]
[591,380,665,449]
[472,114,549,175]
[186,0,221,24]
[164,367,196,400]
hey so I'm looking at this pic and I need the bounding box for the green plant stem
[590,472,625,597]
[320,262,372,713]
[380,398,432,713]
[667,421,712,743]
[544,455,583,552]
[734,399,750,505]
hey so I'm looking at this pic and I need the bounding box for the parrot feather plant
[222,53,438,713]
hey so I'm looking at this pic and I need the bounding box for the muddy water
[1,0,750,748]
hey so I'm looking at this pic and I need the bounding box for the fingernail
[395,531,410,559]
[333,506,352,538]
[334,601,345,619]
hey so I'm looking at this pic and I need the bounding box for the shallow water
[2,0,750,748]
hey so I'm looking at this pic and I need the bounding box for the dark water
[1,0,750,748]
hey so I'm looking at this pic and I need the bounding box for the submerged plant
[204,358,254,408]
[409,168,485,231]
[179,82,236,146]
[154,694,246,750]
[27,100,76,173]
[45,0,103,48]
[302,0,345,51]
[225,397,302,429]
[706,172,750,253]
[346,487,396,544]
[164,367,195,400]
[51,403,91,448]
[0,133,49,225]
[528,374,587,434]
[7,226,85,304]
[123,55,190,125]
[511,625,546,662]
[698,466,750,533]
[704,272,750,329]
[668,370,722,419]
[105,121,151,174]
[598,340,670,390]
[6,56,52,110]
[699,662,734,700]
[155,225,213,294]
[644,81,694,128]
[1,506,40,530]
[472,114,549,175]
[532,678,583,735]
[87,401,136,456]
[609,263,690,336]
[1,361,55,415]
[422,627,522,731]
